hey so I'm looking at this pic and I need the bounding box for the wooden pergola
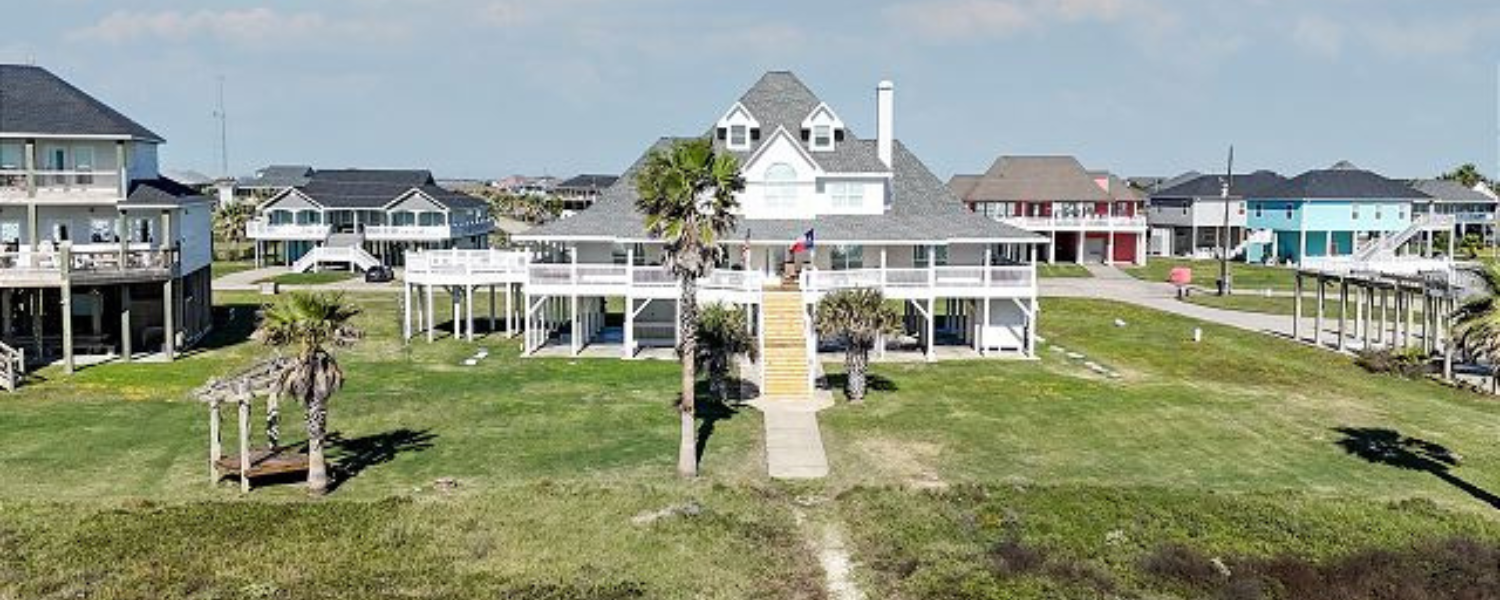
[1291,268,1460,378]
[195,357,307,492]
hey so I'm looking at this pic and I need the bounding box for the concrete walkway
[749,394,833,479]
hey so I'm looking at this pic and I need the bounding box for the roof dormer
[799,103,845,152]
[715,102,760,151]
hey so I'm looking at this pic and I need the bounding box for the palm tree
[1452,263,1500,392]
[634,137,744,477]
[815,288,902,403]
[1439,163,1489,189]
[695,303,758,403]
[213,201,256,261]
[253,292,363,494]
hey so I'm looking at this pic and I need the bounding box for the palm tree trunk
[306,394,330,494]
[847,346,869,403]
[677,277,699,478]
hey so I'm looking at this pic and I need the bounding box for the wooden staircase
[761,291,811,398]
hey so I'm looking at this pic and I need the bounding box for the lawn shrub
[1140,543,1226,590]
[1354,346,1431,379]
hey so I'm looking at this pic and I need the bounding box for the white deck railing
[1001,215,1147,229]
[405,255,1034,297]
[800,266,1034,293]
[365,219,493,241]
[405,249,529,281]
[246,220,331,240]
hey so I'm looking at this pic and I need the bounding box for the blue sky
[3,0,1497,181]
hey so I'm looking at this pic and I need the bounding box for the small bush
[1141,543,1224,590]
[988,538,1046,575]
[1354,347,1432,379]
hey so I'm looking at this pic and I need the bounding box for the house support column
[489,285,496,334]
[402,282,412,342]
[1,289,11,337]
[1337,278,1347,351]
[624,297,635,359]
[1292,272,1303,342]
[925,298,936,362]
[120,286,132,361]
[61,283,73,375]
[162,278,176,361]
[570,294,580,357]
[465,285,474,342]
[426,283,435,343]
[1314,275,1324,348]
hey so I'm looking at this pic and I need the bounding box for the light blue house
[1244,162,1429,264]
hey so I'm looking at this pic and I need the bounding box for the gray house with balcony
[248,169,492,269]
[0,64,213,373]
[1147,170,1287,258]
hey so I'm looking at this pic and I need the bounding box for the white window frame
[765,163,797,211]
[811,124,834,151]
[827,181,862,209]
[728,125,749,150]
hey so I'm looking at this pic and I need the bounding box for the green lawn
[1125,257,1296,291]
[255,271,360,285]
[1038,263,1092,278]
[210,260,255,279]
[3,292,1499,598]
[1182,292,1342,316]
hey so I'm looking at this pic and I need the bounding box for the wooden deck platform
[215,448,310,479]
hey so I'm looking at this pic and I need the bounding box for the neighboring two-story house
[0,65,213,372]
[949,156,1148,264]
[246,169,493,270]
[1407,178,1497,253]
[1244,162,1428,265]
[1147,170,1287,258]
[554,174,618,214]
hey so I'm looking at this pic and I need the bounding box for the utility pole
[1217,145,1235,296]
[214,75,229,179]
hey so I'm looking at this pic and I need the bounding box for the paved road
[214,266,402,293]
[1043,264,1320,342]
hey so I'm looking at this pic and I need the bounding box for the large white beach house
[406,71,1042,397]
[0,65,213,374]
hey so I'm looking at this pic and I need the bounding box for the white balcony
[800,265,1035,299]
[246,219,331,241]
[0,170,124,201]
[1001,215,1148,231]
[365,219,493,241]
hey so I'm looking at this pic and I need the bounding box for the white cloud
[883,0,1164,41]
[67,8,401,46]
[1291,15,1344,58]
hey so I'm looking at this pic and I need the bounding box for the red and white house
[950,156,1147,265]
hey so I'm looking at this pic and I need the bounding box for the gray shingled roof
[556,174,619,190]
[278,169,486,211]
[952,156,1112,202]
[518,138,1039,244]
[120,178,210,207]
[1260,166,1429,200]
[711,72,890,175]
[1152,171,1288,200]
[0,65,163,142]
[1409,179,1496,204]
[239,165,313,188]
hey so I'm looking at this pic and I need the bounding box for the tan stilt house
[0,65,213,377]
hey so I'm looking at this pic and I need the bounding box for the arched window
[765,163,797,210]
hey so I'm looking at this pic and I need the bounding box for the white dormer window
[800,102,844,153]
[729,125,749,150]
[812,125,833,151]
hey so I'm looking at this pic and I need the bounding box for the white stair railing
[291,246,382,273]
[1352,214,1455,262]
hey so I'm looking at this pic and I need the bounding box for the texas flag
[790,229,815,254]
